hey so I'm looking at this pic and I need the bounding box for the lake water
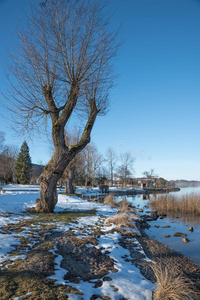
[115,187,200,265]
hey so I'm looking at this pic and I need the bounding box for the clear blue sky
[0,0,200,180]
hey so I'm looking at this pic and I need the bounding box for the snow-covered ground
[0,185,154,299]
[2,184,40,191]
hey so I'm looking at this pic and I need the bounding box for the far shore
[109,187,180,196]
[78,186,181,200]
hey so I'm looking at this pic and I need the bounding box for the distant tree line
[0,130,172,191]
[0,132,42,185]
[60,131,135,193]
[0,131,136,188]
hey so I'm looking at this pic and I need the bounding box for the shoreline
[80,186,180,200]
[135,221,200,294]
[84,191,200,296]
[110,187,180,196]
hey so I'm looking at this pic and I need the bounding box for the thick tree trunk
[37,176,58,213]
[36,158,65,213]
[36,155,70,212]
[36,139,80,212]
[36,135,71,212]
[35,92,98,213]
[64,167,75,194]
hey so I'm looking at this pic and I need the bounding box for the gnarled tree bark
[36,89,99,212]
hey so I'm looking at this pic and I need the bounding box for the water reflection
[166,214,200,226]
[170,186,200,196]
[115,187,200,264]
[141,194,149,200]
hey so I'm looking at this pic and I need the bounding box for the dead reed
[104,193,117,208]
[104,194,134,213]
[118,196,131,214]
[105,195,137,228]
[151,262,197,300]
[107,213,133,228]
[149,193,200,217]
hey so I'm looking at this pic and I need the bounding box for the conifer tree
[15,141,32,184]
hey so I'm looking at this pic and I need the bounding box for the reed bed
[149,193,200,217]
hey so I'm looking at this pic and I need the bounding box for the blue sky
[0,0,200,180]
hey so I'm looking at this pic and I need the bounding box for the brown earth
[45,231,115,283]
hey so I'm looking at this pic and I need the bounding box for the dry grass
[108,227,138,238]
[118,196,131,214]
[151,262,197,300]
[149,193,200,217]
[104,194,135,214]
[107,213,134,228]
[104,193,117,208]
[104,195,137,229]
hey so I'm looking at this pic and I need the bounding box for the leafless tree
[0,145,18,184]
[0,132,6,154]
[116,151,134,187]
[106,147,117,185]
[4,0,119,212]
[63,139,103,192]
[143,169,158,179]
[82,143,103,186]
[95,165,108,183]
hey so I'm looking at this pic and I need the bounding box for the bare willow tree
[117,151,134,187]
[5,0,119,212]
[106,147,117,186]
[82,143,103,186]
[0,145,18,184]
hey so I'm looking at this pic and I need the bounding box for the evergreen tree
[15,141,32,184]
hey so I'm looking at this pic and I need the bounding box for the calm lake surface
[116,186,200,264]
